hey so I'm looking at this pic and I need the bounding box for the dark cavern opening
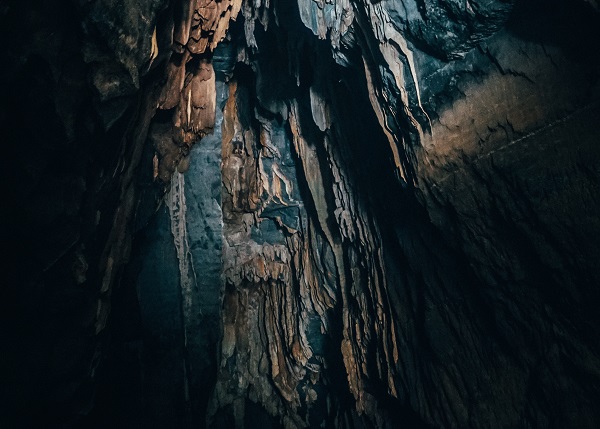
[2,0,600,428]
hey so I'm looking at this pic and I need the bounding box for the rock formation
[2,0,600,428]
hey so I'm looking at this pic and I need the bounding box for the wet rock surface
[2,0,600,428]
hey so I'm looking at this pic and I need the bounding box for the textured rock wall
[3,0,600,428]
[1,0,168,425]
[206,0,600,427]
[0,0,235,426]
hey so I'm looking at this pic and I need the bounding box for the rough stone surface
[3,0,600,428]
[206,1,600,427]
[1,0,166,425]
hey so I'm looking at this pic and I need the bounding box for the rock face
[2,0,600,428]
[1,0,167,425]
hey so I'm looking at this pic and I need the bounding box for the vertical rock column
[180,79,228,425]
[133,2,242,427]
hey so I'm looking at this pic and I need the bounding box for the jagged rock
[206,1,600,427]
[3,0,600,428]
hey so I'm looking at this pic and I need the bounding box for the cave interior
[1,0,600,428]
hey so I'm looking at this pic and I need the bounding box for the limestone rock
[4,1,600,428]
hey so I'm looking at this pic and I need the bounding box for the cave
[2,0,600,428]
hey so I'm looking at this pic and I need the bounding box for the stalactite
[167,170,198,415]
[167,170,198,329]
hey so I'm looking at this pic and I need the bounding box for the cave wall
[2,0,600,428]
[0,0,236,426]
[205,1,600,427]
[1,0,168,425]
